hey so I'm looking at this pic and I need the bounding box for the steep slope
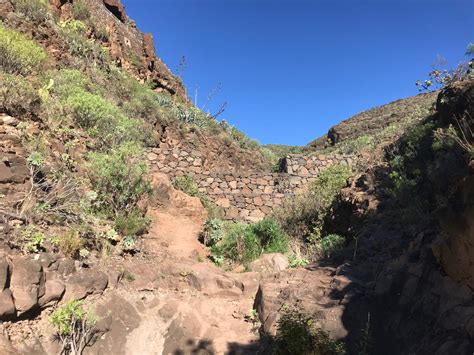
[308,91,438,152]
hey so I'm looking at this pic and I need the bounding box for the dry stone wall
[147,146,354,222]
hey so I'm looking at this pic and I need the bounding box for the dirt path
[145,208,208,260]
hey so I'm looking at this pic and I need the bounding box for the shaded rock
[10,257,44,314]
[0,257,10,290]
[38,280,65,307]
[0,290,15,319]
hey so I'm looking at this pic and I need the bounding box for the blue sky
[121,0,473,145]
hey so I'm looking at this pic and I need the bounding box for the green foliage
[201,218,225,247]
[66,91,116,129]
[388,121,435,201]
[210,218,288,266]
[65,90,145,147]
[310,165,351,207]
[47,69,96,98]
[173,175,200,197]
[27,151,45,168]
[11,0,49,23]
[0,73,41,117]
[50,300,97,354]
[288,255,310,268]
[274,164,351,246]
[228,126,259,150]
[339,135,376,154]
[72,0,90,20]
[88,143,151,216]
[115,209,150,237]
[59,20,88,34]
[318,234,345,258]
[21,227,45,253]
[274,309,346,355]
[58,23,109,66]
[0,24,47,75]
[172,175,213,210]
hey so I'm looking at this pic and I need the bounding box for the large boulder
[10,257,45,315]
[249,253,289,273]
[63,270,108,301]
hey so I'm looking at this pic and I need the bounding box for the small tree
[50,301,98,355]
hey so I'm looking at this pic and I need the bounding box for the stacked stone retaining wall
[147,146,354,222]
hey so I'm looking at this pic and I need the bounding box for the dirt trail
[145,208,208,260]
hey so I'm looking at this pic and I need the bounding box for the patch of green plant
[58,24,109,66]
[50,300,98,354]
[59,19,88,34]
[210,218,288,266]
[72,0,90,20]
[340,135,376,154]
[0,24,47,75]
[47,69,97,98]
[88,142,151,217]
[274,164,351,247]
[115,209,150,237]
[201,218,225,247]
[288,255,310,268]
[11,0,49,23]
[20,226,45,253]
[172,175,214,210]
[27,151,45,168]
[228,126,259,150]
[65,90,145,147]
[173,175,200,197]
[273,308,346,355]
[316,234,345,258]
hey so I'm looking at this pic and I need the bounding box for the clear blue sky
[121,0,473,146]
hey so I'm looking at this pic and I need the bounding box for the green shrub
[173,175,200,196]
[274,164,351,246]
[72,0,90,20]
[47,69,96,98]
[288,255,310,268]
[20,226,45,254]
[50,300,97,354]
[115,209,150,237]
[59,19,88,34]
[66,91,115,128]
[58,25,109,66]
[172,175,213,209]
[317,234,345,258]
[210,218,288,265]
[201,218,225,247]
[309,165,351,207]
[340,135,375,154]
[11,0,49,23]
[251,218,289,254]
[65,90,145,147]
[274,309,346,355]
[0,24,47,75]
[88,143,151,216]
[0,73,41,117]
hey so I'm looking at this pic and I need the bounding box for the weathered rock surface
[249,253,289,273]
[10,257,44,315]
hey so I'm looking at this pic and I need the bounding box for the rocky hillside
[0,0,473,354]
